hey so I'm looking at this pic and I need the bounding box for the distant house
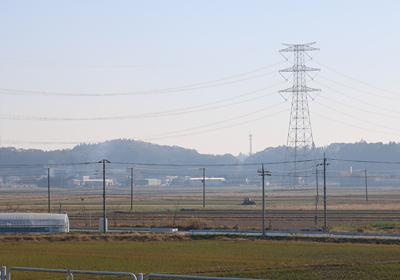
[189,177,225,186]
[165,176,191,186]
[71,176,113,188]
[135,179,161,186]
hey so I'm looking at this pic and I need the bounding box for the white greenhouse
[0,213,69,233]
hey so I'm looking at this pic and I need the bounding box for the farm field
[2,185,400,279]
[1,235,400,280]
[2,185,400,232]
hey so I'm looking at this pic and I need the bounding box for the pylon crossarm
[279,66,320,73]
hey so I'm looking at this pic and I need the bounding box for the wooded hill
[1,139,400,174]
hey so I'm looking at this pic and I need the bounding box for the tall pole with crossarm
[100,159,110,233]
[127,167,134,210]
[258,164,271,239]
[279,42,320,189]
[43,167,51,213]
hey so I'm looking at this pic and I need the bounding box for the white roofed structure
[0,213,69,233]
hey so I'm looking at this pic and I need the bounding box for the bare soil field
[2,185,400,231]
[66,208,400,232]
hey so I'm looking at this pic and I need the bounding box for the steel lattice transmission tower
[279,42,320,189]
[249,134,253,156]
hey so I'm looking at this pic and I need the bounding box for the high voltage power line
[0,46,278,68]
[1,84,284,121]
[137,109,289,141]
[0,62,283,97]
[313,100,400,132]
[318,75,400,101]
[314,60,400,97]
[136,101,287,139]
[314,81,400,116]
[2,102,289,145]
[2,45,400,149]
[2,157,400,169]
[317,95,400,119]
[310,111,400,136]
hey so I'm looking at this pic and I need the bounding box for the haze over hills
[1,139,400,168]
[244,140,400,171]
[0,139,241,166]
[1,139,400,189]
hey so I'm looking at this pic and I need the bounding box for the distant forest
[1,139,399,169]
[1,139,400,187]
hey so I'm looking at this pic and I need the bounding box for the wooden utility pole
[258,164,271,238]
[127,167,134,210]
[200,168,206,207]
[323,154,327,231]
[44,167,51,213]
[315,168,319,225]
[365,168,368,202]
[100,159,110,233]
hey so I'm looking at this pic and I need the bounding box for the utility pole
[316,168,319,203]
[44,167,51,213]
[200,168,206,207]
[279,42,320,189]
[323,154,327,231]
[258,164,271,239]
[127,167,134,210]
[365,168,368,202]
[315,196,318,226]
[99,159,110,233]
[315,167,319,226]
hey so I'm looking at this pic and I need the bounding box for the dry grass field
[1,185,400,232]
[2,185,400,279]
[1,234,400,280]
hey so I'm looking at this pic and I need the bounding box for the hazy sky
[1,0,399,156]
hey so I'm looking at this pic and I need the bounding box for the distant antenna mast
[279,42,320,189]
[249,134,253,156]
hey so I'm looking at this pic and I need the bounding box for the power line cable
[330,158,400,165]
[2,105,289,145]
[315,45,399,81]
[318,95,400,119]
[314,60,400,97]
[311,110,400,136]
[314,80,400,116]
[314,100,400,132]
[116,101,287,139]
[139,108,289,141]
[318,75,400,101]
[0,46,278,68]
[0,64,283,97]
[1,85,284,121]
[0,162,98,168]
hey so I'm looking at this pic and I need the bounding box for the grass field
[1,233,400,280]
[2,184,400,279]
[2,185,400,232]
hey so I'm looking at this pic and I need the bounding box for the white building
[0,213,70,233]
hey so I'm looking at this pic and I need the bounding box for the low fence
[144,274,265,280]
[0,266,266,280]
[1,267,136,280]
